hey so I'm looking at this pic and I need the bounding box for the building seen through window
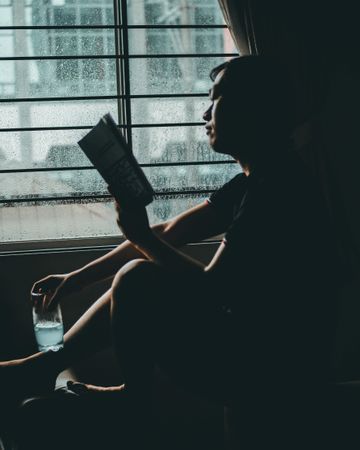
[0,0,239,243]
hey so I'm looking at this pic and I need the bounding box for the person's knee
[111,259,159,308]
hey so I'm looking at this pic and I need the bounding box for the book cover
[78,113,155,209]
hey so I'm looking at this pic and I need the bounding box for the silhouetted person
[0,56,340,449]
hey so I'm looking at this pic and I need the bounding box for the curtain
[217,0,360,280]
[217,0,255,55]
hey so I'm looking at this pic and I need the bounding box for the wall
[324,65,360,381]
[0,241,224,449]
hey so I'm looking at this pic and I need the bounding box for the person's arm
[118,217,236,281]
[32,200,226,309]
[129,230,207,274]
[70,200,224,287]
[113,198,233,277]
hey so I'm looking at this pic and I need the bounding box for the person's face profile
[203,69,240,156]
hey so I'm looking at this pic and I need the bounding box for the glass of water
[32,292,64,352]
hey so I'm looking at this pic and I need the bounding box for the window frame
[0,0,238,250]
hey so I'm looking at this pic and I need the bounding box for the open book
[78,113,155,209]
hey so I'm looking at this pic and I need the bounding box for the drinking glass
[31,292,64,352]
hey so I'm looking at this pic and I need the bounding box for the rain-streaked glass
[0,164,240,199]
[0,99,118,128]
[0,6,12,27]
[0,195,209,242]
[0,34,13,57]
[0,170,105,199]
[0,127,233,173]
[149,194,210,224]
[131,97,208,125]
[0,199,119,242]
[128,28,231,55]
[1,0,238,242]
[144,163,241,193]
[132,126,233,164]
[0,59,117,99]
[129,56,229,95]
[6,1,114,27]
[127,0,224,26]
[0,129,94,169]
[1,29,115,58]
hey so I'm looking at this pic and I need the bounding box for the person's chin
[209,137,220,152]
[211,140,229,155]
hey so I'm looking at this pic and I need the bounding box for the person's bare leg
[110,259,165,449]
[0,288,114,399]
[67,381,125,395]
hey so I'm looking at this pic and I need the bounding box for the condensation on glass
[132,126,233,164]
[0,0,238,243]
[0,164,239,199]
[0,195,210,242]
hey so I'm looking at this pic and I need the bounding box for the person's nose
[203,104,212,122]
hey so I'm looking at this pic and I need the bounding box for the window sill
[0,235,222,257]
[0,235,125,256]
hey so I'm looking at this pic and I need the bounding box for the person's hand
[114,200,153,245]
[107,185,153,245]
[31,273,80,310]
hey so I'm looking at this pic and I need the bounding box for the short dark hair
[209,56,296,140]
[210,60,229,82]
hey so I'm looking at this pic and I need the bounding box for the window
[0,0,239,243]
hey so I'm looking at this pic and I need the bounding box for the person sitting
[0,55,340,449]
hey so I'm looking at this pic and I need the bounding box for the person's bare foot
[66,381,126,396]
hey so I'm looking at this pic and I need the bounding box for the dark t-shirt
[208,153,339,384]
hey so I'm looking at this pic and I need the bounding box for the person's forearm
[132,231,205,275]
[70,240,144,287]
[68,223,166,288]
[68,222,187,288]
[67,201,218,289]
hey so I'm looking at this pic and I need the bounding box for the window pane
[0,99,118,128]
[2,0,237,243]
[54,7,76,26]
[0,127,236,212]
[128,28,231,55]
[9,1,114,27]
[150,195,210,223]
[0,200,119,242]
[132,126,233,163]
[0,195,208,242]
[0,164,240,200]
[3,29,115,58]
[131,97,208,125]
[0,60,14,85]
[128,0,224,26]
[0,129,93,169]
[0,170,105,199]
[0,59,117,98]
[80,7,102,25]
[144,163,241,193]
[0,6,12,26]
[129,56,230,95]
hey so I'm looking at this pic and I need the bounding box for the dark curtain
[217,0,360,279]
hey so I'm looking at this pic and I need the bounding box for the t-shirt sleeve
[207,173,247,227]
